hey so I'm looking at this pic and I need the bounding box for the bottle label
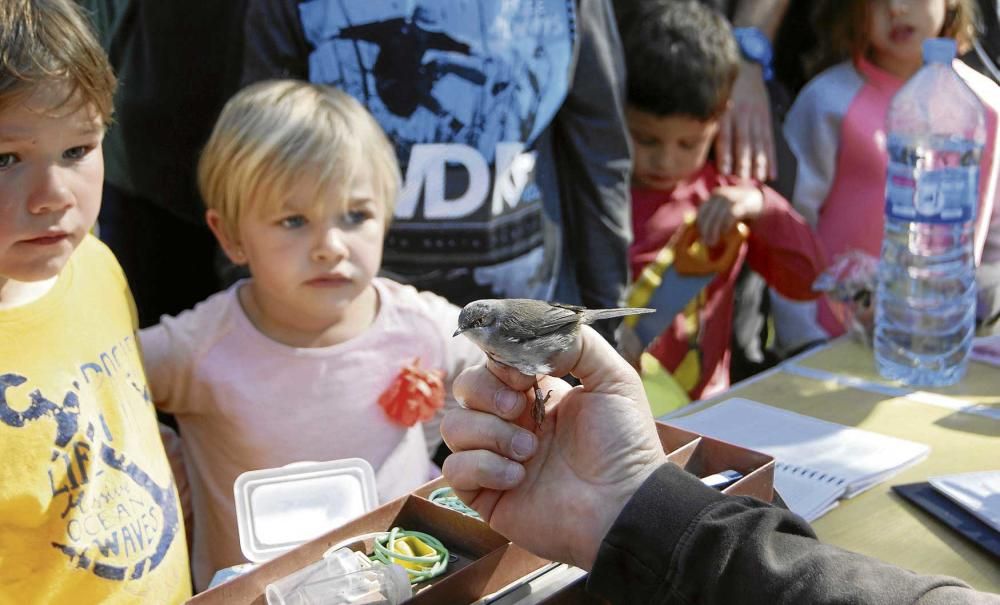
[885,135,981,224]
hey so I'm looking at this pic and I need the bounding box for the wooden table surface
[663,338,1000,592]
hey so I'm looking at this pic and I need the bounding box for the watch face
[735,28,773,66]
[744,37,767,57]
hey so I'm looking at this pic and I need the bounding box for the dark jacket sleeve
[242,0,311,85]
[550,0,632,314]
[588,463,993,605]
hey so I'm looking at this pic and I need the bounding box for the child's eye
[345,209,373,226]
[63,146,92,161]
[279,215,307,229]
[0,153,18,169]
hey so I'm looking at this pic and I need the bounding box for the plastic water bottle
[875,38,985,386]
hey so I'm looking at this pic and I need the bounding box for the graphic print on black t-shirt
[299,0,574,304]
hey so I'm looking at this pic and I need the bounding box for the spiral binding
[775,461,846,486]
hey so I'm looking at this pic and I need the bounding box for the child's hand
[697,185,764,246]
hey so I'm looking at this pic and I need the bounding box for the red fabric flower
[378,358,446,427]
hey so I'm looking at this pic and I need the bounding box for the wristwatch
[733,27,774,82]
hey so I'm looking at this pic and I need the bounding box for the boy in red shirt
[619,1,826,400]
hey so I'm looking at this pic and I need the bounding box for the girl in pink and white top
[772,0,1000,352]
[139,81,485,590]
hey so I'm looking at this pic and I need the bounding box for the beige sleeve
[138,294,226,415]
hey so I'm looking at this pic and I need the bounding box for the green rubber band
[428,487,482,519]
[370,526,449,584]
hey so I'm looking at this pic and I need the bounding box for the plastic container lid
[234,458,379,563]
[923,38,957,64]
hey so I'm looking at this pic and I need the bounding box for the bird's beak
[453,328,464,337]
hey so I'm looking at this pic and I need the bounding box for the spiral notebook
[670,398,931,521]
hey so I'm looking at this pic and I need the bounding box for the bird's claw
[532,384,551,429]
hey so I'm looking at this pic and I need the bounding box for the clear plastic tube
[266,548,412,605]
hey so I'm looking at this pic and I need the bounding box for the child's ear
[205,209,248,265]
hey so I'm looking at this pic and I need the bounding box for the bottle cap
[923,38,957,64]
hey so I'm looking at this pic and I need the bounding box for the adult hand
[441,326,667,570]
[715,62,776,182]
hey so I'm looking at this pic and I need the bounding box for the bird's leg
[485,352,551,427]
[532,378,552,429]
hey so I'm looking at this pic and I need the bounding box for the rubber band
[370,527,449,584]
[428,486,482,519]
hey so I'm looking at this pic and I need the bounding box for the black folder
[892,482,1000,560]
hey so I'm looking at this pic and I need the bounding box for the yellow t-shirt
[0,236,191,604]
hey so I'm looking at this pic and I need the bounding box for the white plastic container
[233,458,379,562]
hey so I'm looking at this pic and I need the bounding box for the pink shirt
[140,278,484,590]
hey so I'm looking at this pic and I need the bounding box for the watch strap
[733,26,774,82]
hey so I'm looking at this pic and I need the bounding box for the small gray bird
[453,299,654,427]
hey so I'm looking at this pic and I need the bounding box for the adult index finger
[454,364,571,420]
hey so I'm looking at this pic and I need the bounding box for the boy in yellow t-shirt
[0,1,190,602]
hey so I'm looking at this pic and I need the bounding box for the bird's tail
[581,307,655,323]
